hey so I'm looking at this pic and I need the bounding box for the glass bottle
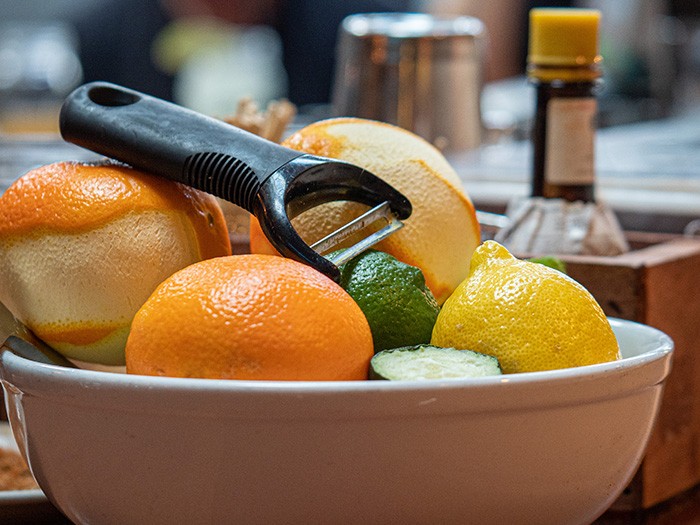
[528,8,602,203]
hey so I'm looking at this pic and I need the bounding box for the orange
[249,118,480,304]
[125,254,374,380]
[0,161,231,365]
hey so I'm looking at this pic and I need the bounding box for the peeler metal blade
[59,82,412,282]
[312,201,403,266]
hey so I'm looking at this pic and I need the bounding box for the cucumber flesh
[370,345,502,381]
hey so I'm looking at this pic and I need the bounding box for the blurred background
[0,0,698,127]
[0,0,698,233]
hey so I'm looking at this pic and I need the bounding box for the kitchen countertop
[598,484,700,524]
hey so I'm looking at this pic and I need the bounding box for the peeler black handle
[59,82,412,281]
[59,82,302,213]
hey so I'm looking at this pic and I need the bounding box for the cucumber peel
[370,345,502,381]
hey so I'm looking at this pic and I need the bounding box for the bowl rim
[0,318,673,395]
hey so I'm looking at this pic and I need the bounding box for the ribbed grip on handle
[59,82,304,213]
[183,152,260,212]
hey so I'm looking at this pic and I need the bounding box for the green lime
[527,255,567,274]
[338,250,440,353]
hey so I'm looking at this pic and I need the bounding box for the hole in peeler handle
[87,85,140,107]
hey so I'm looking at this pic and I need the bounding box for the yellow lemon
[249,117,480,304]
[431,241,620,373]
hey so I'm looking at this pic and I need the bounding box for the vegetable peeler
[59,82,412,282]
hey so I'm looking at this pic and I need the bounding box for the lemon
[431,241,620,373]
[338,250,439,353]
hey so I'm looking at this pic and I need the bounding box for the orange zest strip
[0,161,231,259]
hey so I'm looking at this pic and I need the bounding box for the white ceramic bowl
[0,319,672,525]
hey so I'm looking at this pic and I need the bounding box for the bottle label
[545,97,596,185]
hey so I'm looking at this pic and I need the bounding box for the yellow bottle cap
[528,8,601,68]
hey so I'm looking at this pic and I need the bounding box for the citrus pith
[0,161,231,365]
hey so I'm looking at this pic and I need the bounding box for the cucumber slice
[370,345,502,381]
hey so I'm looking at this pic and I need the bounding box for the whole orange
[125,254,374,380]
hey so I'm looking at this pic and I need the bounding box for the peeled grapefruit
[249,118,480,303]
